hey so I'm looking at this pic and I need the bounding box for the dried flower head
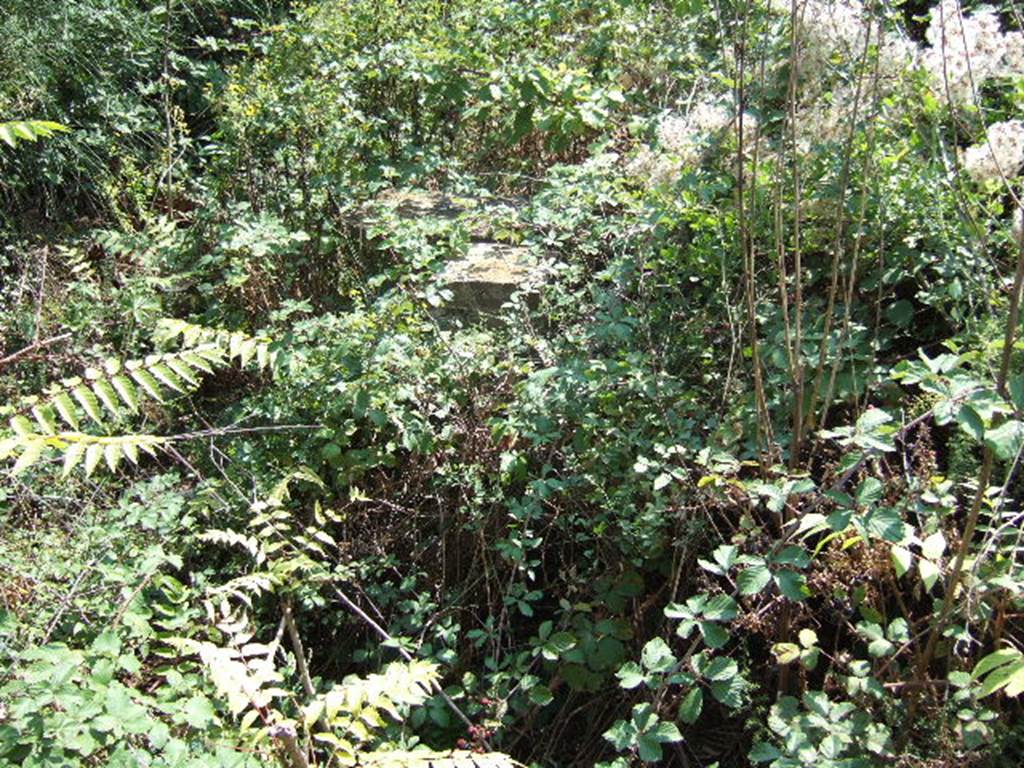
[960,120,1024,184]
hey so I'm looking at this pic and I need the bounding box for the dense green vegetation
[2,0,1024,766]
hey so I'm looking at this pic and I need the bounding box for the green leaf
[182,694,216,728]
[641,638,676,673]
[921,531,946,560]
[616,662,646,689]
[636,733,664,762]
[891,545,913,577]
[864,507,903,542]
[52,391,80,429]
[858,622,894,657]
[11,440,45,476]
[978,658,1024,698]
[32,405,57,435]
[678,688,703,724]
[956,404,985,442]
[972,649,1021,681]
[131,369,165,402]
[774,570,810,601]
[737,565,772,595]
[709,675,744,708]
[150,364,187,394]
[749,742,782,762]
[104,442,122,473]
[603,719,636,750]
[529,685,554,705]
[772,642,801,664]
[112,376,139,413]
[85,443,104,476]
[699,621,728,649]
[72,386,104,426]
[701,594,738,621]
[164,357,201,387]
[542,631,576,660]
[855,477,883,507]
[93,380,122,418]
[92,630,121,655]
[63,442,86,477]
[985,420,1024,460]
[918,557,941,592]
[649,720,682,743]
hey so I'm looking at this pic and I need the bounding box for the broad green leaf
[891,545,913,577]
[855,477,883,507]
[702,656,738,681]
[956,404,985,442]
[699,621,728,649]
[701,594,738,621]
[738,565,772,595]
[921,531,946,560]
[678,688,702,724]
[918,558,941,592]
[749,742,782,762]
[772,642,801,664]
[972,648,1021,680]
[985,420,1024,461]
[636,733,663,762]
[774,570,810,601]
[641,637,676,673]
[649,720,682,743]
[181,694,216,728]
